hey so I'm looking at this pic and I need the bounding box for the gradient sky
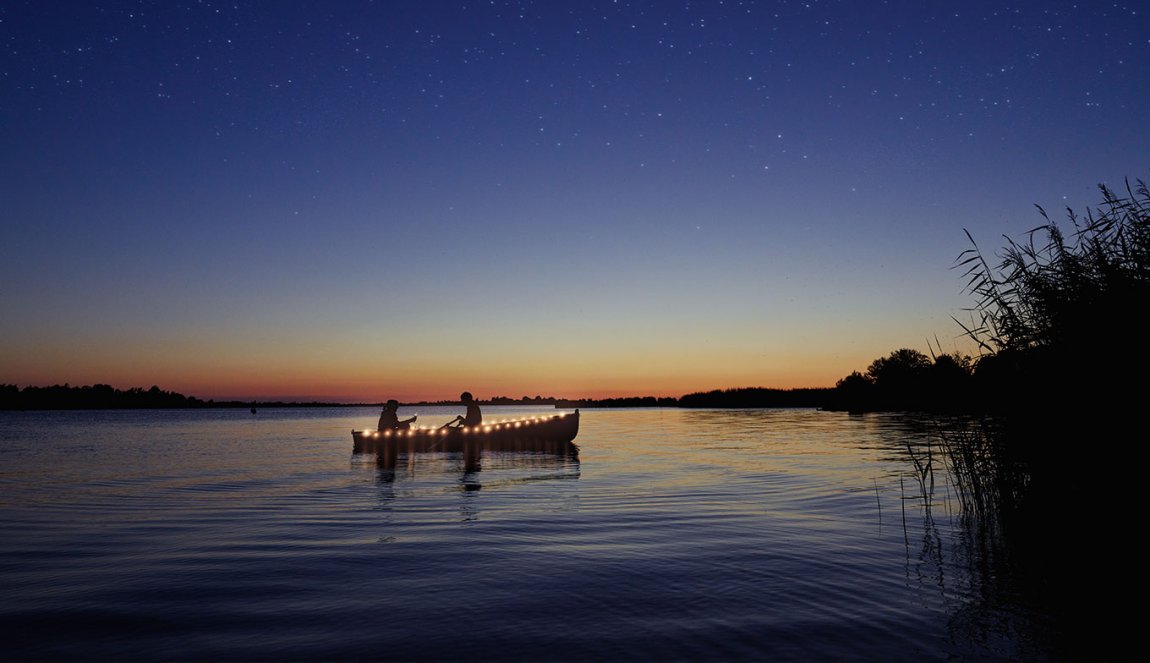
[2,1,1147,402]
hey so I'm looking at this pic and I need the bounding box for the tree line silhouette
[1,383,205,410]
[0,384,357,410]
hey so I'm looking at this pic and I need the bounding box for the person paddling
[444,391,482,428]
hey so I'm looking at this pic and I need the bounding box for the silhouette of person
[444,391,482,428]
[377,399,416,431]
[460,391,482,427]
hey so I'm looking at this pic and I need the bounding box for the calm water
[0,406,1055,661]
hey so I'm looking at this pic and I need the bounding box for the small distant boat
[352,410,580,454]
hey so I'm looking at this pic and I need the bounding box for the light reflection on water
[0,406,1051,660]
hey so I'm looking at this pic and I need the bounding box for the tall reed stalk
[932,418,1030,522]
[956,178,1150,357]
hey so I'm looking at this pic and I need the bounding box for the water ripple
[0,407,1051,660]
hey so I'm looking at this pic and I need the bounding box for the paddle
[424,415,467,453]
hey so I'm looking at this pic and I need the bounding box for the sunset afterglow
[3,2,1146,402]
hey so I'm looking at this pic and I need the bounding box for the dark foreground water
[1,407,1059,661]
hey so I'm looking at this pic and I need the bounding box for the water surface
[0,406,1053,660]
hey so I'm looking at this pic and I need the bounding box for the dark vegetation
[677,387,828,408]
[0,383,355,410]
[1,384,205,410]
[944,178,1149,436]
[824,349,976,413]
[821,179,1149,660]
[827,179,1150,418]
[554,396,682,408]
[926,178,1150,660]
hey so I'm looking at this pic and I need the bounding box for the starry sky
[2,1,1147,402]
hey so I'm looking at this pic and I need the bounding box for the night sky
[3,1,1147,402]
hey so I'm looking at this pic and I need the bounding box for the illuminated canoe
[352,410,580,454]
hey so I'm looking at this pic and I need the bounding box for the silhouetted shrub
[958,178,1149,416]
[828,349,974,412]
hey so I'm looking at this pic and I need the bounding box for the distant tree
[829,371,875,412]
[0,384,19,409]
[678,387,828,408]
[928,352,975,410]
[829,349,976,412]
[928,353,973,388]
[835,371,873,388]
[0,383,202,410]
[866,349,931,391]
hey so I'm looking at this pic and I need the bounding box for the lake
[0,406,1062,660]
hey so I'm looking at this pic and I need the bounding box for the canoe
[352,409,580,454]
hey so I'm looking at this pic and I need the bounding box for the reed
[956,177,1150,361]
[931,419,1029,520]
[909,177,1150,660]
[903,437,935,510]
[951,175,1150,480]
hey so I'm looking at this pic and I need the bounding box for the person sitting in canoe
[378,399,416,431]
[444,391,482,429]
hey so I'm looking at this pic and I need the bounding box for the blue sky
[2,1,1147,401]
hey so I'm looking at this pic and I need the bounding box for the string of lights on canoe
[358,413,571,437]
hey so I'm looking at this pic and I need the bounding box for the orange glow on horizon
[2,319,976,402]
[2,364,850,403]
[2,367,852,404]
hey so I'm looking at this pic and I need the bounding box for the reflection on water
[375,446,581,504]
[0,406,1070,660]
[388,449,581,524]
